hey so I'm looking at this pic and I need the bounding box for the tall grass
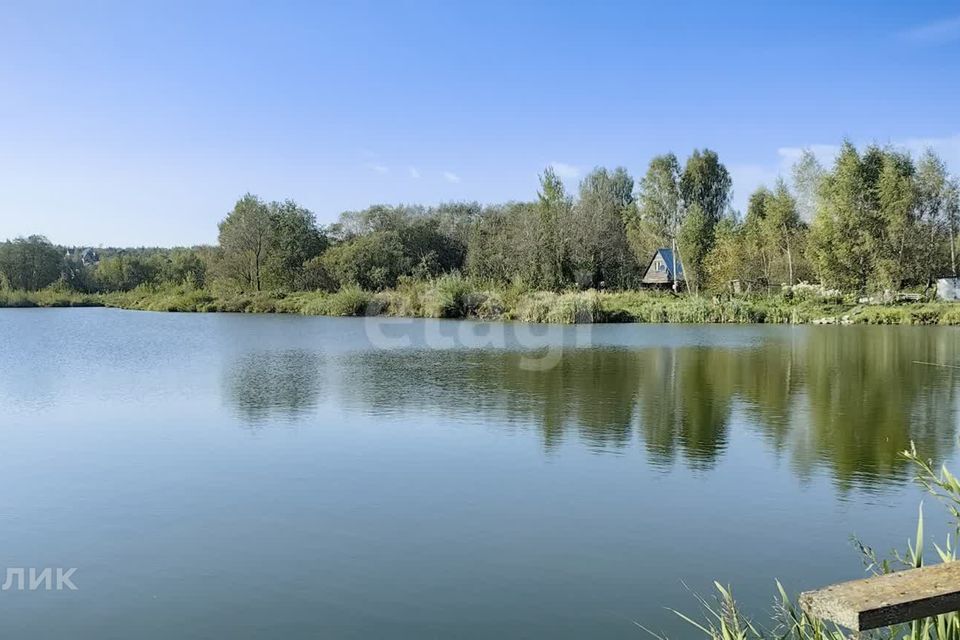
[656,445,960,639]
[0,288,101,308]
[4,282,960,325]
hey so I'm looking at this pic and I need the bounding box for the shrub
[514,291,557,323]
[545,292,605,323]
[323,285,376,316]
[424,273,476,318]
[937,306,960,325]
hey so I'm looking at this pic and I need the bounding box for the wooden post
[800,562,960,631]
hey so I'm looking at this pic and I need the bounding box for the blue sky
[2,0,960,247]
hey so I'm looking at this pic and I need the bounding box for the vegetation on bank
[1,139,959,335]
[5,279,960,325]
[2,140,960,312]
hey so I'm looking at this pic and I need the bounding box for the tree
[165,249,208,287]
[743,186,773,285]
[217,194,274,292]
[874,150,916,291]
[0,236,64,291]
[465,204,524,284]
[94,253,159,291]
[947,180,960,277]
[570,167,638,288]
[809,142,879,291]
[791,149,825,223]
[265,200,327,290]
[704,215,745,291]
[764,179,801,285]
[536,167,573,289]
[321,230,409,290]
[808,143,957,292]
[633,153,682,265]
[677,150,732,294]
[914,150,955,283]
[680,149,732,227]
[678,203,711,294]
[298,255,337,292]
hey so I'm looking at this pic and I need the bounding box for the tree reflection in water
[224,350,324,425]
[338,328,960,488]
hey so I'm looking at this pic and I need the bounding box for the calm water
[1,309,960,639]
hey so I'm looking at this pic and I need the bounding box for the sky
[2,0,960,247]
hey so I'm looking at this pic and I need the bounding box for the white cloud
[366,163,389,175]
[896,133,960,169]
[443,171,461,184]
[727,164,781,214]
[549,161,581,180]
[901,15,960,44]
[408,166,421,179]
[775,144,841,170]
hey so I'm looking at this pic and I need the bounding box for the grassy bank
[4,278,960,325]
[0,288,103,308]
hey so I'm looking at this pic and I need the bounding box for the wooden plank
[800,562,960,631]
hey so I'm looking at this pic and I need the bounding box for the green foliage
[320,229,409,290]
[635,153,683,254]
[215,194,327,292]
[320,285,377,316]
[513,291,605,323]
[297,255,337,292]
[569,167,638,288]
[216,193,273,291]
[2,141,959,305]
[679,203,713,293]
[264,199,328,290]
[423,272,479,318]
[0,235,64,291]
[535,167,574,289]
[94,253,160,291]
[705,217,745,290]
[681,149,733,226]
[0,288,100,308]
[808,142,954,293]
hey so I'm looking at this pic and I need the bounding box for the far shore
[3,284,959,326]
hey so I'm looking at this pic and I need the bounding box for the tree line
[2,141,958,296]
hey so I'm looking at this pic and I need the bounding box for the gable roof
[651,247,684,279]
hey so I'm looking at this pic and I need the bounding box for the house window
[656,260,665,272]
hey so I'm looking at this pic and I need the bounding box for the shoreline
[3,286,960,326]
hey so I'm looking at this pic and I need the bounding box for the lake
[1,308,959,639]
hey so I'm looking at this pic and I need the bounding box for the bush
[514,291,557,322]
[322,285,376,316]
[938,306,960,325]
[546,292,605,323]
[424,273,481,318]
[0,288,101,308]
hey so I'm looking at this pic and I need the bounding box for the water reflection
[336,328,960,487]
[223,350,324,424]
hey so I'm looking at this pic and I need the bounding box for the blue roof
[656,248,684,279]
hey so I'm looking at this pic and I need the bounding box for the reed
[654,445,960,639]
[4,282,960,326]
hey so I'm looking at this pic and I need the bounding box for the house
[641,247,684,287]
[64,247,100,266]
